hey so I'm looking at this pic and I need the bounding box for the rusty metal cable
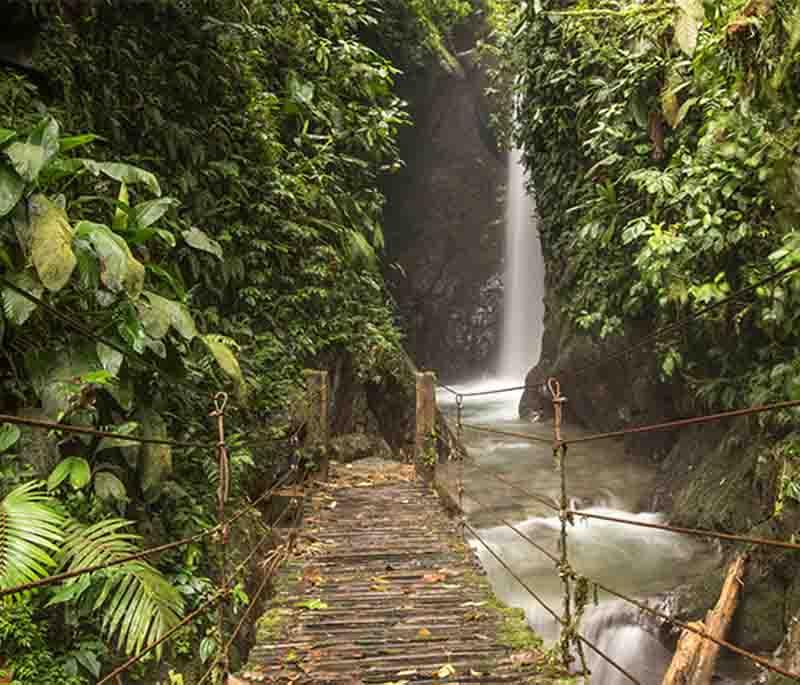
[462,491,559,563]
[469,492,800,680]
[194,489,308,685]
[443,263,800,400]
[0,469,297,599]
[566,509,800,552]
[0,276,208,400]
[593,581,800,681]
[97,498,303,685]
[464,462,560,513]
[463,521,641,684]
[0,412,215,449]
[562,399,800,446]
[96,591,224,685]
[0,412,302,452]
[461,421,553,445]
[437,382,460,396]
[570,262,800,378]
[464,520,561,622]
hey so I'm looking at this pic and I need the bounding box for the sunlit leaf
[182,226,222,259]
[4,117,60,182]
[0,164,24,218]
[28,194,77,292]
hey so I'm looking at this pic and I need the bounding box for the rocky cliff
[382,19,505,380]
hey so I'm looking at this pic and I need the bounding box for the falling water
[498,149,545,379]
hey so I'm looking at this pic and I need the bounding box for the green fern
[59,519,184,657]
[0,481,64,590]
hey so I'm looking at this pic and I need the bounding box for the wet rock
[330,433,394,464]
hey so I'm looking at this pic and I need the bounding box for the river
[439,378,756,684]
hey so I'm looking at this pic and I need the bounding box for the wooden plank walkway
[235,459,568,685]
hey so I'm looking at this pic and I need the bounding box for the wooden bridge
[233,459,566,684]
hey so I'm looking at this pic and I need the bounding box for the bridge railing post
[303,369,329,481]
[415,371,437,482]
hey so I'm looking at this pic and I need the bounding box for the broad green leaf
[46,572,92,606]
[2,270,44,325]
[28,194,77,291]
[74,221,145,298]
[182,226,223,259]
[140,291,198,340]
[0,423,20,452]
[70,457,91,489]
[0,164,24,218]
[0,129,16,147]
[79,159,161,196]
[674,0,704,56]
[60,519,183,658]
[4,117,60,182]
[661,86,680,129]
[27,344,102,420]
[131,197,177,229]
[113,181,129,231]
[202,334,245,394]
[95,471,127,501]
[97,342,124,376]
[48,457,88,490]
[59,133,101,152]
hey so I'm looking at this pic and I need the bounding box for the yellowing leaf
[417,627,432,639]
[139,291,198,340]
[674,0,705,55]
[436,664,456,678]
[28,194,76,292]
[202,334,245,394]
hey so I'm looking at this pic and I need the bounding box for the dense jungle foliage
[0,1,475,682]
[490,0,800,415]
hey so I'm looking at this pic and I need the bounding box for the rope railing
[435,262,800,399]
[0,276,209,401]
[0,467,299,600]
[562,398,800,446]
[95,487,305,685]
[444,370,800,682]
[464,520,641,684]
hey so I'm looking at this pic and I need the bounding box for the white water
[439,384,752,684]
[498,149,545,378]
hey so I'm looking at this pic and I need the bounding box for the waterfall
[498,149,545,379]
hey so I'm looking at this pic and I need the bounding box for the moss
[492,600,544,650]
[461,568,544,651]
[255,607,293,643]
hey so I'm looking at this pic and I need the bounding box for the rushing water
[445,149,755,683]
[440,382,755,683]
[498,149,545,379]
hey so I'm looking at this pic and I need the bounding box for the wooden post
[662,554,747,685]
[304,370,329,481]
[415,372,436,482]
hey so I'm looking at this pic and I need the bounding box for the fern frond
[0,481,64,590]
[60,519,184,657]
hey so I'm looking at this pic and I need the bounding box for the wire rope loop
[547,377,561,401]
[210,391,229,417]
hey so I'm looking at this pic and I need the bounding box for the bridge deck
[235,459,564,684]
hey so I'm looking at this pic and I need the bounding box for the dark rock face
[382,27,505,380]
[519,290,679,456]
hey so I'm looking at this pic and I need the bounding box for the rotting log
[662,553,748,685]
